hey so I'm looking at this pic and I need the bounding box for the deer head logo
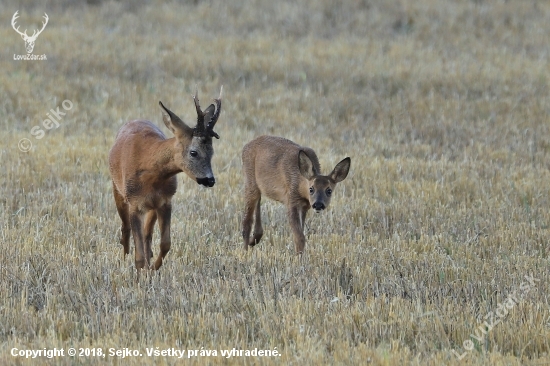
[11,11,48,54]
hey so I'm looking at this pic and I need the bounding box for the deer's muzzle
[312,202,326,212]
[197,177,215,187]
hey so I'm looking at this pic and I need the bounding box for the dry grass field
[1,0,550,364]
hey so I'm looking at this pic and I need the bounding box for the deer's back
[111,120,167,152]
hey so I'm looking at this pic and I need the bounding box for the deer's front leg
[153,203,171,270]
[143,210,157,264]
[130,211,146,270]
[288,205,306,254]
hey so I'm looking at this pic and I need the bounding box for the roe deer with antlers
[109,87,222,270]
[11,11,48,54]
[241,135,351,254]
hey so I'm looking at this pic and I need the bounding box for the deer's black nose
[197,177,216,187]
[312,202,325,211]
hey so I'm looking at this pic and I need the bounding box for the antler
[206,86,223,138]
[192,86,223,139]
[11,11,28,38]
[192,88,206,137]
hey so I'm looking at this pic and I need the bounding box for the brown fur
[109,88,222,271]
[241,135,351,253]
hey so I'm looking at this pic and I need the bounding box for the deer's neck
[152,137,183,181]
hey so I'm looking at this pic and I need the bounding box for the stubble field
[1,0,550,365]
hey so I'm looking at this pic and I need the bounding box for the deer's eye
[309,187,314,194]
[326,188,332,196]
[190,150,198,157]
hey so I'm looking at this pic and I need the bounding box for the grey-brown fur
[241,135,351,253]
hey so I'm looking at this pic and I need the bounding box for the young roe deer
[241,135,351,254]
[108,87,222,270]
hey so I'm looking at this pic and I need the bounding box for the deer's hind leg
[113,183,131,256]
[250,199,264,246]
[242,177,263,250]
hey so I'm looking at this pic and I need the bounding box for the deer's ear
[159,101,193,138]
[298,150,317,180]
[330,157,351,183]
